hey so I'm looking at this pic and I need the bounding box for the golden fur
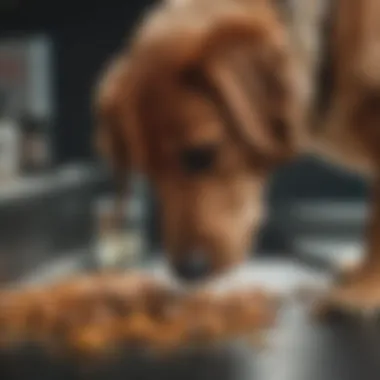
[95,0,380,309]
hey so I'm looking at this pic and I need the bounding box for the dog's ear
[190,20,304,167]
[206,45,301,166]
[93,55,148,219]
[94,55,130,176]
[94,55,147,172]
[93,55,131,219]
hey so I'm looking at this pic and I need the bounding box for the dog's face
[95,0,304,281]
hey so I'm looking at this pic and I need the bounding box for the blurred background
[0,0,369,284]
[0,1,377,380]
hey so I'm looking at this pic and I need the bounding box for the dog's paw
[313,277,380,322]
[333,260,364,285]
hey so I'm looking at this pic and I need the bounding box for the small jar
[20,115,50,174]
[94,176,148,269]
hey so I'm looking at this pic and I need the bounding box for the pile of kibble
[0,272,276,358]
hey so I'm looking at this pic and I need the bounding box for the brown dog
[95,0,380,313]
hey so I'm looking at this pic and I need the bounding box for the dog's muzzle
[171,250,211,282]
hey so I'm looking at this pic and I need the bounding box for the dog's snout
[172,250,211,282]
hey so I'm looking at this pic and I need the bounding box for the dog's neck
[277,0,330,68]
[275,0,335,126]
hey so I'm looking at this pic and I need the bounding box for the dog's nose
[172,251,211,282]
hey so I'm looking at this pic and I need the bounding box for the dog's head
[95,0,305,281]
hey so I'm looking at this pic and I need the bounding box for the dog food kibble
[0,272,277,357]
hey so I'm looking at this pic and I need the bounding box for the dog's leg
[315,179,380,317]
[334,261,364,285]
[310,0,380,317]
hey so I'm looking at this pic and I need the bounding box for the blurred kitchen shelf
[294,237,362,271]
[0,163,111,282]
[287,201,367,225]
[285,201,366,272]
[0,163,104,206]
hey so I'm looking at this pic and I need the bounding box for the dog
[94,0,380,314]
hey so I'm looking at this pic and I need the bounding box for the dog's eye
[180,145,218,174]
[179,67,208,92]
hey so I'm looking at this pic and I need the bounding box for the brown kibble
[143,287,182,322]
[0,290,40,344]
[216,290,276,336]
[122,312,158,346]
[147,322,185,353]
[186,311,226,344]
[0,272,277,358]
[69,323,117,357]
